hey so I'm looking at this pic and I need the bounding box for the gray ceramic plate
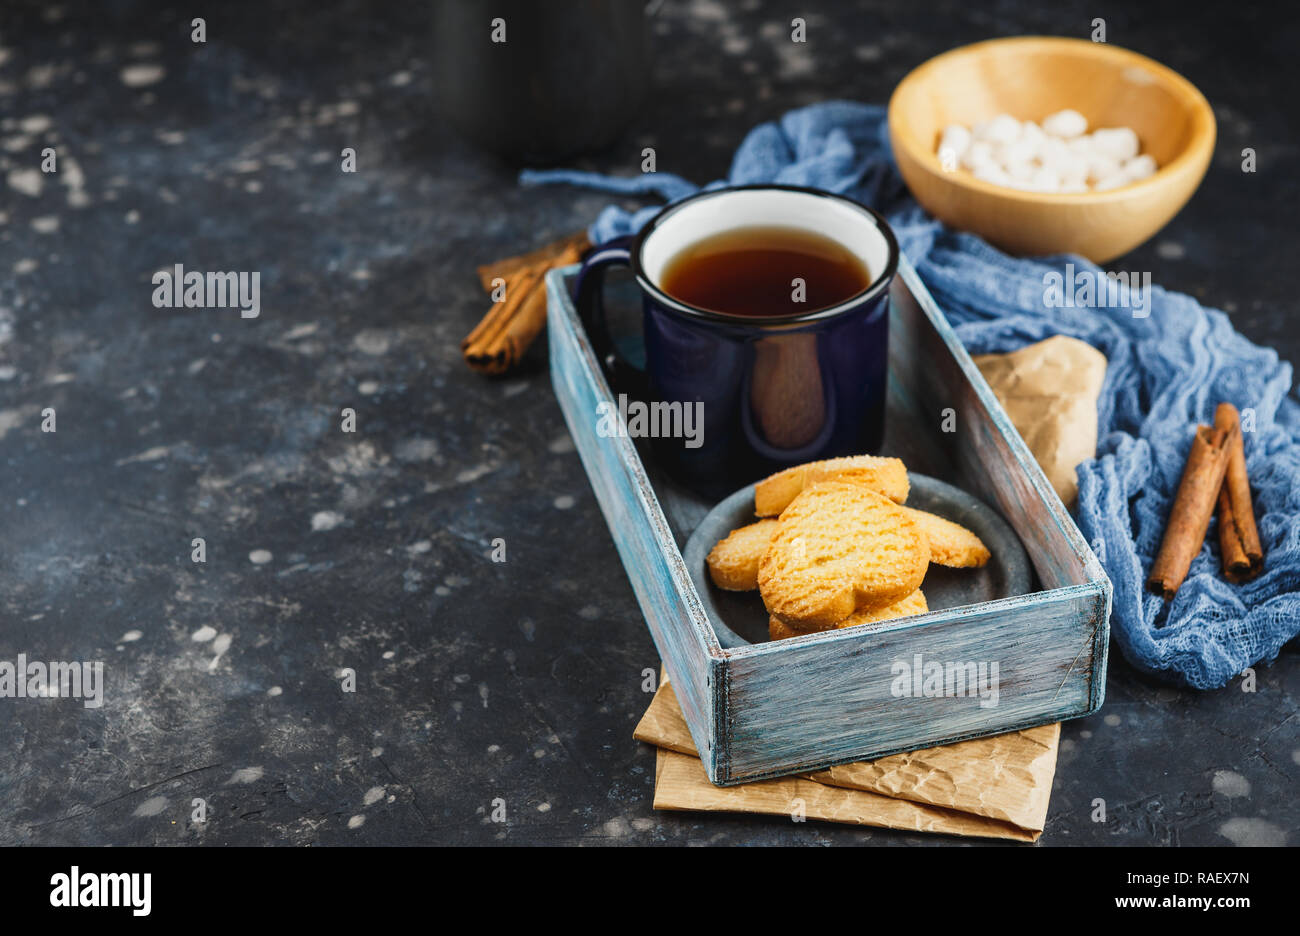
[683,474,1032,648]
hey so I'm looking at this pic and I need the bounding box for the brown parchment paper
[636,336,1108,840]
[638,682,1055,841]
[973,335,1107,507]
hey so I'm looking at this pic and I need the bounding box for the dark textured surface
[0,0,1294,846]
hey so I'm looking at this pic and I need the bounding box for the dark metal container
[432,0,653,163]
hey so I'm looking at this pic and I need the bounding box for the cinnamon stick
[1214,402,1264,580]
[1147,420,1237,599]
[475,230,589,292]
[462,266,543,375]
[462,232,589,375]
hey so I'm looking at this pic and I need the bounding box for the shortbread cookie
[706,519,779,591]
[757,482,929,629]
[754,455,909,517]
[767,615,805,641]
[706,504,991,582]
[768,589,929,641]
[900,508,990,568]
[835,588,929,629]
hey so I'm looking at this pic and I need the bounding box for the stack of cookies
[705,455,991,640]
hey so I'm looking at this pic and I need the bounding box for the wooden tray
[547,257,1111,786]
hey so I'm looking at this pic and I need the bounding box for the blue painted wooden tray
[547,256,1111,786]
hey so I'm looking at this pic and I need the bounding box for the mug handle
[572,236,648,400]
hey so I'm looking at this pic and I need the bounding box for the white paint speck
[1156,241,1186,260]
[120,64,165,87]
[394,437,439,463]
[25,64,56,89]
[311,510,343,531]
[207,633,233,672]
[1218,817,1287,847]
[7,168,43,197]
[363,786,385,806]
[20,115,51,134]
[192,625,217,643]
[249,549,273,565]
[347,814,365,829]
[1211,770,1251,798]
[267,686,283,697]
[114,445,170,466]
[537,802,551,813]
[1103,713,1122,727]
[226,767,264,785]
[133,796,168,817]
[281,322,318,341]
[352,330,390,355]
[119,630,143,642]
[389,70,412,87]
[30,215,59,234]
[456,463,495,485]
[358,380,379,395]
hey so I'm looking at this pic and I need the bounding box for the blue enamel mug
[574,184,899,498]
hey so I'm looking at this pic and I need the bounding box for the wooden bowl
[888,37,1215,263]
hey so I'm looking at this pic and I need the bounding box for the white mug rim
[629,184,900,326]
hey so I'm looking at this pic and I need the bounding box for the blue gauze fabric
[520,100,1300,690]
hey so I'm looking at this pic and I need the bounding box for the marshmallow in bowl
[936,110,1156,194]
[1041,108,1088,138]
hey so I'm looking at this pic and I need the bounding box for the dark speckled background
[0,0,1295,846]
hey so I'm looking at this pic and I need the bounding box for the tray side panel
[546,267,724,773]
[890,262,1106,594]
[719,585,1106,784]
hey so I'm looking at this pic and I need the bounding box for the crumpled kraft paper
[973,335,1108,507]
[638,681,1057,841]
[637,336,1107,840]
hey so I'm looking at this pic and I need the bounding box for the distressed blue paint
[548,257,1112,786]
